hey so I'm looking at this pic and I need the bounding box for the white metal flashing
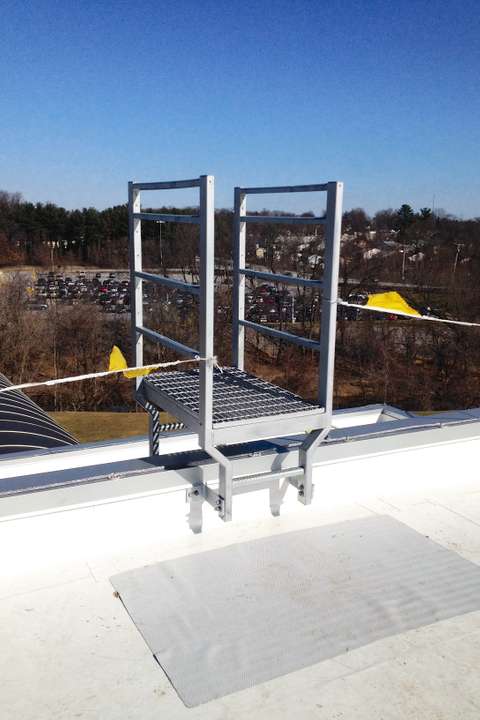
[1,407,480,524]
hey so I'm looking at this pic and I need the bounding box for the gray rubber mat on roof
[111,515,480,707]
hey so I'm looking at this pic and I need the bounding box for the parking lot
[28,270,326,324]
[29,271,131,314]
[244,283,320,324]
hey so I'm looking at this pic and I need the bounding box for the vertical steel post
[199,176,232,521]
[128,182,143,390]
[232,188,246,369]
[318,181,343,416]
[198,175,215,447]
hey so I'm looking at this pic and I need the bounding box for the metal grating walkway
[144,367,320,424]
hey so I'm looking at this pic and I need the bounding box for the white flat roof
[2,407,480,718]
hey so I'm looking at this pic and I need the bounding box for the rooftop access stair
[128,175,343,531]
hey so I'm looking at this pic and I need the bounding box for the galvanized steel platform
[142,367,326,444]
[145,368,319,422]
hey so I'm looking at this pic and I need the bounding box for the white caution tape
[0,356,220,395]
[338,300,480,328]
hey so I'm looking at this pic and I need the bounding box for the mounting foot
[187,487,204,534]
[269,478,290,517]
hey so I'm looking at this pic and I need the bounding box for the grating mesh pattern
[144,367,319,424]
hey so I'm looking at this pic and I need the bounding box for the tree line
[1,190,479,278]
[1,190,480,417]
[2,269,479,415]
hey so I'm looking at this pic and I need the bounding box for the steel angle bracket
[297,426,331,505]
[186,481,224,534]
[286,472,309,502]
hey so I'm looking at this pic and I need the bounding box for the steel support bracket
[298,427,330,504]
[203,445,233,522]
[186,481,224,533]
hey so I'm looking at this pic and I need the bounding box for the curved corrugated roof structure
[0,373,78,455]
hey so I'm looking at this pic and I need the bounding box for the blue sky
[1,0,479,216]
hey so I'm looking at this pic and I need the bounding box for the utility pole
[156,220,165,270]
[401,245,406,281]
[453,243,464,275]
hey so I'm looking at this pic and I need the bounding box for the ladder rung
[233,467,304,491]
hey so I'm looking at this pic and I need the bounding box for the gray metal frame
[232,181,343,417]
[231,181,343,506]
[128,176,343,528]
[127,175,215,439]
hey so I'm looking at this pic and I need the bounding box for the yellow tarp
[366,291,420,317]
[108,345,152,378]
